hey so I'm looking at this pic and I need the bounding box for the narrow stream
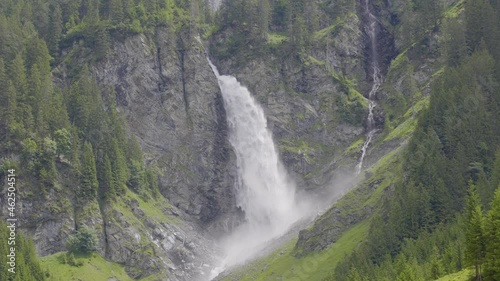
[356,0,383,174]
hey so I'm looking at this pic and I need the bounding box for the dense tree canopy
[330,0,500,280]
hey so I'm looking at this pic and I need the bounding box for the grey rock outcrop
[210,14,368,191]
[92,30,239,231]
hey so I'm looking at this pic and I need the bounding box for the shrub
[66,226,97,254]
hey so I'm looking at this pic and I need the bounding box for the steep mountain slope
[214,0,500,280]
[0,1,235,280]
[2,0,499,280]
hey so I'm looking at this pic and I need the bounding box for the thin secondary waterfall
[208,59,300,274]
[356,0,383,174]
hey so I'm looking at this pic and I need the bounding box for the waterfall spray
[208,59,304,278]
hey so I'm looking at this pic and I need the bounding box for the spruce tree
[109,138,128,194]
[442,17,467,67]
[9,52,28,102]
[491,149,500,194]
[98,154,115,200]
[465,181,486,280]
[94,24,110,60]
[464,0,490,52]
[0,58,6,93]
[46,88,70,132]
[0,59,13,142]
[485,186,500,280]
[28,64,43,130]
[47,3,62,57]
[5,81,19,144]
[257,0,271,40]
[110,0,124,24]
[80,142,98,200]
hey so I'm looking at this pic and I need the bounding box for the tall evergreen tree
[0,221,44,280]
[97,152,116,200]
[80,141,98,200]
[46,88,70,132]
[464,0,490,52]
[47,3,62,57]
[465,182,486,280]
[485,186,500,280]
[110,0,124,24]
[9,52,28,101]
[490,149,500,194]
[441,17,467,67]
[257,0,271,40]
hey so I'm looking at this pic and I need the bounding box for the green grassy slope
[219,132,408,280]
[41,252,133,281]
[221,221,369,281]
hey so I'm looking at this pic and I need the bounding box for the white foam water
[208,60,304,278]
[356,0,383,174]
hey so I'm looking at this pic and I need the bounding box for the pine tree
[9,52,28,101]
[257,0,271,40]
[109,138,128,194]
[25,38,51,77]
[441,17,467,67]
[0,58,6,94]
[490,149,500,194]
[46,88,70,132]
[285,0,306,54]
[10,52,34,134]
[430,246,445,279]
[70,128,82,172]
[98,154,115,200]
[80,142,98,200]
[0,222,44,280]
[465,181,486,280]
[110,0,124,24]
[485,186,500,280]
[5,81,19,144]
[0,59,13,143]
[81,0,100,22]
[465,0,490,52]
[47,3,62,57]
[28,64,44,131]
[30,0,48,38]
[94,24,110,60]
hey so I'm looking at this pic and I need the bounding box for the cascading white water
[208,0,222,11]
[208,60,302,276]
[356,0,383,174]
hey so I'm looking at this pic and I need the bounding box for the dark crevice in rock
[201,91,227,224]
[178,49,190,115]
[98,202,110,258]
[202,91,239,228]
[359,0,397,83]
[156,46,168,96]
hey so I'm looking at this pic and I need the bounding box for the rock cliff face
[0,27,243,280]
[293,0,446,258]
[0,0,454,279]
[88,29,242,279]
[210,9,369,193]
[92,31,239,232]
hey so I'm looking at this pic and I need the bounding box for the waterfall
[208,0,222,11]
[208,60,301,275]
[356,0,383,174]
